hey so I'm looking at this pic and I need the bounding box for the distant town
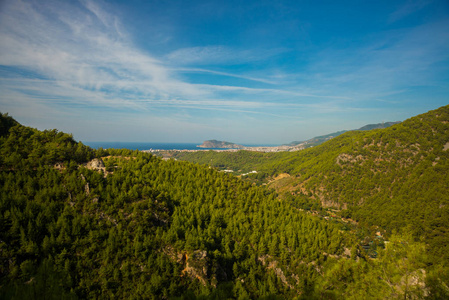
[143,144,305,154]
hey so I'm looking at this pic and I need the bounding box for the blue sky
[1,0,448,144]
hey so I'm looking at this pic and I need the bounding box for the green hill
[172,105,449,264]
[0,113,347,298]
[269,105,449,261]
[1,111,448,299]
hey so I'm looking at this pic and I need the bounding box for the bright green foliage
[169,149,282,177]
[0,113,95,168]
[316,232,430,299]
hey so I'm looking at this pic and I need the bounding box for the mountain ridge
[285,121,401,147]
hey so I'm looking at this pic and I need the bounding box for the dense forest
[1,110,448,299]
[171,105,449,262]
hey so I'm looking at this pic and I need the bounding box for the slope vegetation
[1,112,448,299]
[173,105,449,264]
[271,105,449,261]
[0,113,346,298]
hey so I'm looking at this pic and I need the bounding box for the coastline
[85,141,304,153]
[142,144,305,153]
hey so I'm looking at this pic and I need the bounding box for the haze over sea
[84,142,276,151]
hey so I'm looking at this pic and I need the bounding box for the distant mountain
[285,121,400,148]
[357,121,401,131]
[285,130,348,147]
[197,139,245,149]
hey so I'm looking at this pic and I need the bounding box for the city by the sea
[84,142,277,151]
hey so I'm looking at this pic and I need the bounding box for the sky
[0,0,448,144]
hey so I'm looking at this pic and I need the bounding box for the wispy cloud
[0,0,339,120]
[0,0,204,109]
[193,84,352,100]
[174,67,278,84]
[165,46,287,65]
[1,0,448,143]
[300,18,449,101]
[389,0,432,23]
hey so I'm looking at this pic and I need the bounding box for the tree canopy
[1,110,448,299]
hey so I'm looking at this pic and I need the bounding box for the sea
[84,142,276,151]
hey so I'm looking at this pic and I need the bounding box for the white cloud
[0,0,206,108]
[1,0,446,143]
[0,0,314,121]
[0,0,359,124]
[0,0,350,126]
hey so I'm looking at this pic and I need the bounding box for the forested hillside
[173,105,449,261]
[266,105,449,263]
[1,112,448,299]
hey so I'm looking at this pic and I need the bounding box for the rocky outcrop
[258,255,296,290]
[85,158,106,173]
[181,250,209,285]
[444,142,449,151]
[336,153,364,166]
[163,247,211,286]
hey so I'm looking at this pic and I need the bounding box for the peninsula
[197,140,245,149]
